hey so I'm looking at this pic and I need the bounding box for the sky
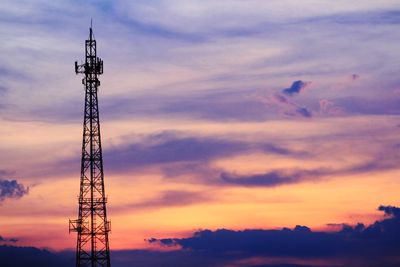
[1,0,400,266]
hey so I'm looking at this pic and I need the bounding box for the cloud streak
[112,190,211,213]
[220,171,305,187]
[266,94,312,118]
[101,131,306,174]
[0,236,18,243]
[218,154,400,187]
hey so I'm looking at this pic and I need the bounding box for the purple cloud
[220,171,304,187]
[282,80,311,96]
[294,107,312,118]
[263,93,313,118]
[101,131,307,174]
[112,190,211,213]
[0,179,29,202]
[217,155,399,187]
[319,99,344,115]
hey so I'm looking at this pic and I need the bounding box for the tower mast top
[74,24,103,77]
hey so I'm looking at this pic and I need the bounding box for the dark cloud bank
[3,205,400,267]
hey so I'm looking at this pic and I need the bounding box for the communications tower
[69,26,111,267]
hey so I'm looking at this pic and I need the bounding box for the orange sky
[0,115,398,250]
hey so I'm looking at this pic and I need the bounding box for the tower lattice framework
[69,27,111,267]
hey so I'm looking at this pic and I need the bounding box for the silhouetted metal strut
[69,27,111,267]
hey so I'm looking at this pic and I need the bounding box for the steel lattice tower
[69,26,111,267]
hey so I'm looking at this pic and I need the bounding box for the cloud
[332,96,400,116]
[264,97,308,118]
[0,2,399,126]
[0,179,29,202]
[220,171,307,187]
[104,132,248,172]
[0,236,18,243]
[0,65,31,81]
[54,130,393,188]
[293,107,312,118]
[0,245,72,267]
[112,10,206,43]
[318,99,344,115]
[0,246,255,267]
[260,143,307,156]
[282,80,310,96]
[219,168,328,187]
[113,190,211,212]
[110,4,400,39]
[268,93,289,105]
[26,88,276,123]
[378,205,400,217]
[35,130,308,181]
[149,205,400,266]
[217,155,399,187]
[306,10,400,25]
[101,131,305,174]
[264,97,313,119]
[0,170,11,178]
[140,190,209,208]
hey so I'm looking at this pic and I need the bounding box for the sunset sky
[1,1,400,266]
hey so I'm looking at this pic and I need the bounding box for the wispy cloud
[263,91,313,119]
[102,131,307,173]
[112,190,211,213]
[220,170,316,187]
[218,155,400,187]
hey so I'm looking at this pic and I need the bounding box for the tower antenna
[70,26,111,267]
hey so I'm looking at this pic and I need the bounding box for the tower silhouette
[69,27,111,267]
